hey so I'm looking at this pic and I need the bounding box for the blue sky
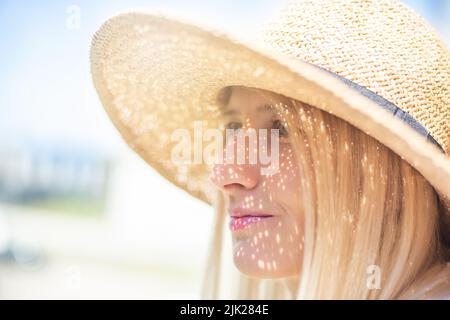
[0,0,283,152]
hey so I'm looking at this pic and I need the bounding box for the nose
[211,163,260,194]
[210,132,260,194]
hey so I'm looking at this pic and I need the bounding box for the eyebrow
[222,104,274,116]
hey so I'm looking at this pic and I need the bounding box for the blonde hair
[202,87,445,299]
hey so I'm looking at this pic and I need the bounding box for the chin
[232,248,301,279]
[231,231,303,279]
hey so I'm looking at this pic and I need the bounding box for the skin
[210,86,305,278]
[208,86,450,297]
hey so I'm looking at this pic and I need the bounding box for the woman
[208,85,449,299]
[90,0,450,299]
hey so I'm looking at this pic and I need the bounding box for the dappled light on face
[210,86,305,279]
[209,79,447,299]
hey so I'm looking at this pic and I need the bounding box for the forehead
[218,86,283,116]
[229,86,270,104]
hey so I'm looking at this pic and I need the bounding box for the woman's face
[210,86,305,278]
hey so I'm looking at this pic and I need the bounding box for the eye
[225,121,243,131]
[272,119,288,137]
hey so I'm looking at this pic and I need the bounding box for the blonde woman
[90,0,450,299]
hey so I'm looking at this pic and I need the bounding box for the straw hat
[90,0,450,222]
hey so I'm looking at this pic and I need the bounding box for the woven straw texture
[261,0,449,154]
[90,0,450,216]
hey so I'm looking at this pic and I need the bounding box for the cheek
[264,143,302,209]
[232,143,305,278]
[279,143,301,195]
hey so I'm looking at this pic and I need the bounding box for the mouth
[229,208,275,231]
[229,215,274,231]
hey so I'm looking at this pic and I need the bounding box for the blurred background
[0,0,448,299]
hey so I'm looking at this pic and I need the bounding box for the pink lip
[229,215,273,231]
[229,208,274,231]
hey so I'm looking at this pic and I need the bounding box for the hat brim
[90,12,450,208]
